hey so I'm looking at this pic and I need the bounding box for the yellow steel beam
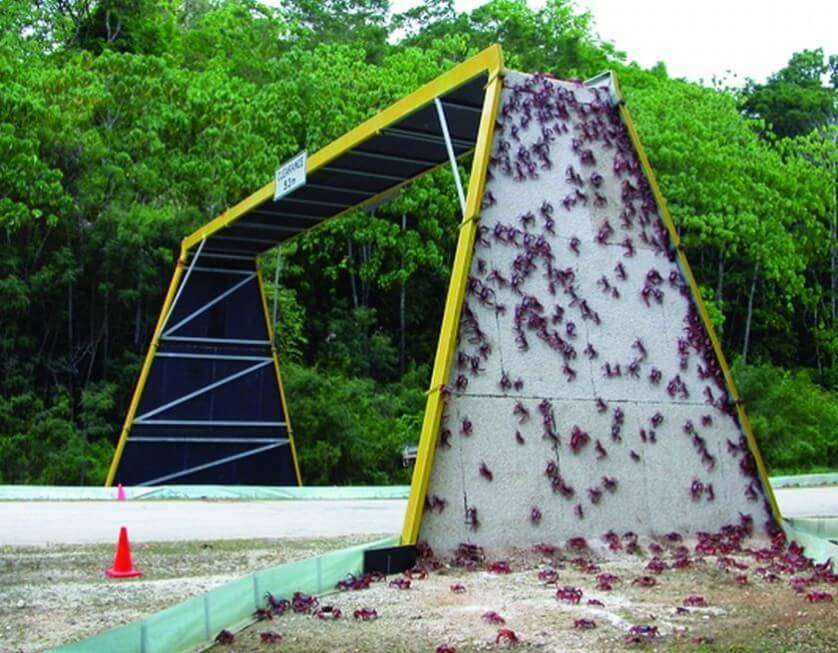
[105,244,188,486]
[612,73,782,524]
[181,45,504,252]
[401,65,505,545]
[255,262,304,486]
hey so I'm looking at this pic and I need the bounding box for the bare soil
[204,540,837,653]
[0,535,387,653]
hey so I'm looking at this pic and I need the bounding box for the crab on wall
[419,70,773,554]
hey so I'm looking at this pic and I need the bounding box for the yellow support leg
[615,92,782,524]
[105,244,189,487]
[255,261,304,486]
[401,68,505,545]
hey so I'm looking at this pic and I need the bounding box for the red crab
[587,598,605,607]
[806,591,833,603]
[259,630,282,643]
[646,558,668,574]
[404,566,428,580]
[436,646,457,653]
[336,574,366,591]
[538,567,559,584]
[291,591,319,613]
[574,618,596,630]
[253,607,273,621]
[215,629,234,644]
[482,610,506,625]
[488,560,511,574]
[314,605,341,619]
[556,586,583,604]
[625,624,659,644]
[632,576,657,587]
[683,595,707,607]
[450,583,466,593]
[389,577,411,590]
[567,536,588,551]
[532,543,556,556]
[495,628,519,645]
[353,607,378,620]
[264,592,290,614]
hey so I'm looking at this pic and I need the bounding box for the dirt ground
[2,533,835,653]
[0,534,388,653]
[205,538,837,653]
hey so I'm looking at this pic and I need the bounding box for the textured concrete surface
[420,71,777,554]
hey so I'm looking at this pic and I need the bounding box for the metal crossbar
[134,359,273,423]
[191,266,255,275]
[383,126,473,149]
[160,336,270,345]
[155,353,272,361]
[133,419,286,427]
[435,98,467,214]
[137,441,287,485]
[160,238,205,333]
[131,437,289,444]
[162,272,257,336]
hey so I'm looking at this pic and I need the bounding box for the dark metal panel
[117,439,297,485]
[437,74,488,110]
[135,359,283,423]
[238,213,324,234]
[163,269,266,341]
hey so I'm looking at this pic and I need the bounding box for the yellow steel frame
[107,45,505,487]
[106,251,304,487]
[105,244,188,486]
[611,74,782,523]
[400,69,505,545]
[255,263,303,486]
[182,45,505,251]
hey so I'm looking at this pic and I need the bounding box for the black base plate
[363,545,416,575]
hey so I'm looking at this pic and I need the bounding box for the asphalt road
[0,486,835,546]
[1,499,408,546]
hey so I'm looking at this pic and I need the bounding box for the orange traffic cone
[105,526,143,578]
[116,483,126,501]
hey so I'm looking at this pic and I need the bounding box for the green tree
[742,49,836,138]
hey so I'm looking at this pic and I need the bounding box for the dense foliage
[0,0,835,484]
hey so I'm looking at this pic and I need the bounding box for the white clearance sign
[274,151,307,201]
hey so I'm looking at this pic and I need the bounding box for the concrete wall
[419,71,771,554]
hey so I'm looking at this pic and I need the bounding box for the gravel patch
[204,537,838,653]
[0,535,388,653]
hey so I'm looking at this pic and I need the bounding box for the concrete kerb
[47,534,400,653]
[1,477,835,501]
[769,473,838,489]
[0,485,411,501]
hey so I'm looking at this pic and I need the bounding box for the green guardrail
[48,534,399,653]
